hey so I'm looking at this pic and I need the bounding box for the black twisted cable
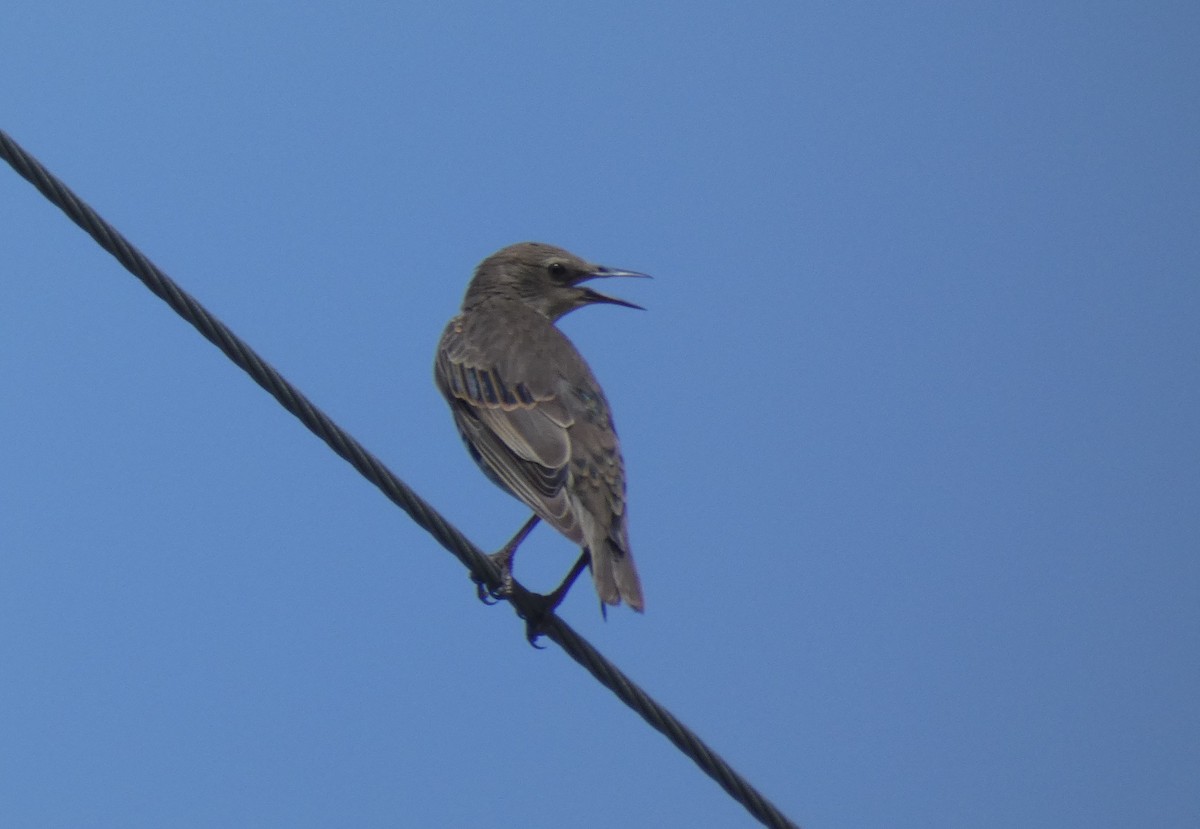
[1,129,800,829]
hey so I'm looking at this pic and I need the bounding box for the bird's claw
[473,549,517,606]
[471,571,555,647]
[470,524,576,647]
[513,585,570,647]
[473,577,503,605]
[519,599,553,647]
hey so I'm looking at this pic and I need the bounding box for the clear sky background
[3,4,1198,828]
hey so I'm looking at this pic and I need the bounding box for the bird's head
[465,242,648,321]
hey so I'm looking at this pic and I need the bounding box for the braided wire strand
[1,129,800,829]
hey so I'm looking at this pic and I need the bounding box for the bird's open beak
[579,266,651,310]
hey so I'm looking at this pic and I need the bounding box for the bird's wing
[435,315,582,540]
[544,379,644,610]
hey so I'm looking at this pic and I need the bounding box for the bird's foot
[470,560,556,647]
[473,547,517,605]
[514,550,592,646]
[472,514,541,606]
[513,586,566,648]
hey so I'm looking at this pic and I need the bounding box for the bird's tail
[590,538,644,612]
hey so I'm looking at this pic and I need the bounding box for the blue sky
[3,3,1198,827]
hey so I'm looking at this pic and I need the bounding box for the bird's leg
[474,513,541,604]
[543,549,591,611]
[518,549,592,645]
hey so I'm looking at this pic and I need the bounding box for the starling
[435,242,646,613]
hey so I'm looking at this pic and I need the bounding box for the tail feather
[590,538,644,612]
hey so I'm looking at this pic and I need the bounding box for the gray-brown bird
[435,242,646,614]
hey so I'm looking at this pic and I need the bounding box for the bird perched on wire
[435,242,646,616]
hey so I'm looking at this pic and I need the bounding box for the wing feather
[435,313,581,540]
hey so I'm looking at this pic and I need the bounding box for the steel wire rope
[1,129,801,829]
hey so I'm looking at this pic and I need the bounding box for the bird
[434,242,646,616]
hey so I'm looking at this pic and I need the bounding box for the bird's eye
[548,262,567,280]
